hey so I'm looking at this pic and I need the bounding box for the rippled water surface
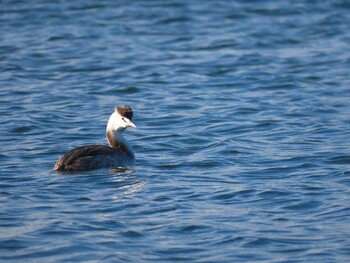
[1,0,350,262]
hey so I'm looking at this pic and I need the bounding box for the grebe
[54,105,136,172]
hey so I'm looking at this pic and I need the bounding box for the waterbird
[54,105,136,172]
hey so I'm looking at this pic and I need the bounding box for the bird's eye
[122,117,126,122]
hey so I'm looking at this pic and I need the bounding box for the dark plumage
[54,145,133,171]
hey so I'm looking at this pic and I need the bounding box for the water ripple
[1,0,350,262]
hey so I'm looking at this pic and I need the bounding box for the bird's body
[54,105,136,172]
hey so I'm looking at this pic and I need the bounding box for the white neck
[106,112,134,157]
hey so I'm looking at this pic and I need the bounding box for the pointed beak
[129,121,137,128]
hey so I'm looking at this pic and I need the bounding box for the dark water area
[1,0,350,262]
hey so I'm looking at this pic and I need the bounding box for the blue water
[1,0,350,262]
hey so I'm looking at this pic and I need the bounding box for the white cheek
[110,116,119,130]
[114,119,122,129]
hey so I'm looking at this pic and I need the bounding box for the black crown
[116,105,133,120]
